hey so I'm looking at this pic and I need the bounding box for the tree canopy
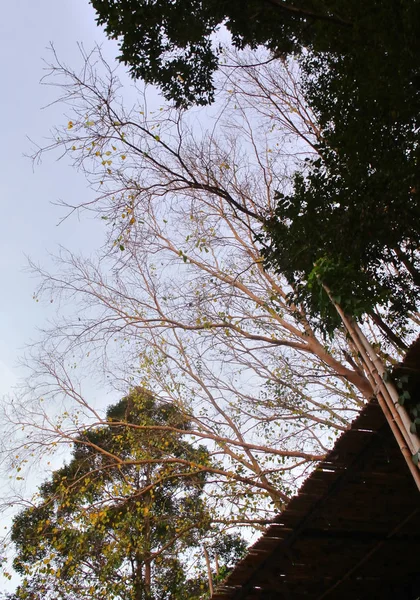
[89,0,350,106]
[10,389,245,599]
[89,1,419,108]
[90,0,420,336]
[0,56,378,590]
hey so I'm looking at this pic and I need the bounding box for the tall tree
[9,388,246,599]
[9,47,375,517]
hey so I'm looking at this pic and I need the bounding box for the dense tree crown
[90,1,419,108]
[90,0,351,107]
[10,389,246,599]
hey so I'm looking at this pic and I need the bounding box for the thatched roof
[212,398,420,599]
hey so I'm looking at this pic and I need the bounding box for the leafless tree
[4,47,408,532]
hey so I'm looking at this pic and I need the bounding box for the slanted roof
[213,399,420,600]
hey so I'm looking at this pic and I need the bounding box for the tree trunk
[395,247,420,287]
[133,557,144,600]
[203,545,214,596]
[144,468,152,600]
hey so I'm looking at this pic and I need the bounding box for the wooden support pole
[352,319,419,453]
[322,284,420,491]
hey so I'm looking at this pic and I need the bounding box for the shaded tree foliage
[89,0,352,107]
[262,1,420,335]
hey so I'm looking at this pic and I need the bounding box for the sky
[0,1,130,589]
[0,4,254,590]
[0,1,126,397]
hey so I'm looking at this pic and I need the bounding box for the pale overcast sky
[0,1,131,397]
[0,2,131,590]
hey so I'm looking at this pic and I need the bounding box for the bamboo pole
[341,308,418,455]
[322,284,420,489]
[373,391,420,492]
[352,320,419,453]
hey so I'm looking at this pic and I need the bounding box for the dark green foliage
[10,389,246,599]
[261,1,420,334]
[91,0,220,106]
[89,0,351,107]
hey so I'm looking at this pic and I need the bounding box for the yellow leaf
[67,121,74,129]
